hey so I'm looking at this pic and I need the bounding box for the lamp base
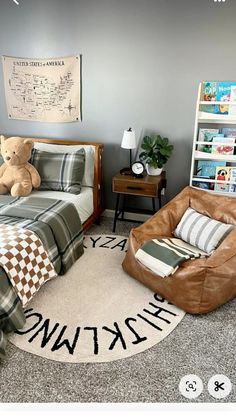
[120,167,132,175]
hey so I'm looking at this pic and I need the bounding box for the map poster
[2,55,82,123]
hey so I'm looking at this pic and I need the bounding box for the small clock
[131,161,145,178]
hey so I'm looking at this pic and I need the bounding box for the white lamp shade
[121,129,136,149]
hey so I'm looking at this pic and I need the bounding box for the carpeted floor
[0,216,235,403]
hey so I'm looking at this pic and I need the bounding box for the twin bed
[0,136,103,358]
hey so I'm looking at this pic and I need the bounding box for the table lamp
[120,127,136,175]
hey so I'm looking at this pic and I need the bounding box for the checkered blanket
[0,224,56,307]
[0,195,84,359]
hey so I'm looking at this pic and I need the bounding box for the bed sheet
[31,187,94,224]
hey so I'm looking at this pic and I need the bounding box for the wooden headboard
[1,135,103,230]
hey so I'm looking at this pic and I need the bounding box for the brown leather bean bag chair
[122,186,236,314]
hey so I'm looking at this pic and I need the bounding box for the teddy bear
[0,136,41,197]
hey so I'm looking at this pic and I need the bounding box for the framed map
[2,55,82,123]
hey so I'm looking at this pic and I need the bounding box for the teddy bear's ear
[0,135,6,143]
[24,138,34,146]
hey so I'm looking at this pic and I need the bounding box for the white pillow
[34,142,95,187]
[173,207,234,254]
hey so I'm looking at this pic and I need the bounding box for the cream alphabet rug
[9,235,185,363]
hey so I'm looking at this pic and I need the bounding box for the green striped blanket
[135,238,208,278]
[0,195,84,359]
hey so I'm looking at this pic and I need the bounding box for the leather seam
[198,267,208,313]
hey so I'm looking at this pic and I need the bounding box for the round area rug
[9,235,185,363]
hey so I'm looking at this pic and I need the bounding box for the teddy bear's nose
[6,156,11,161]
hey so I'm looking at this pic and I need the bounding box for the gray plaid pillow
[30,148,85,194]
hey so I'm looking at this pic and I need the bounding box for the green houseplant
[139,134,174,175]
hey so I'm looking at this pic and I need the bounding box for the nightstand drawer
[113,179,158,196]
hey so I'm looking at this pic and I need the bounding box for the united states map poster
[2,55,82,123]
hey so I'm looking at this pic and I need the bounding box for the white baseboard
[102,209,149,222]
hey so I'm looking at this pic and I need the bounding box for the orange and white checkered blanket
[0,223,57,307]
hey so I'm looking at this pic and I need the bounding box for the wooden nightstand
[112,171,166,232]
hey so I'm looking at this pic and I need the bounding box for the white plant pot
[146,164,163,176]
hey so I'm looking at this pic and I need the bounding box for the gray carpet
[0,217,235,403]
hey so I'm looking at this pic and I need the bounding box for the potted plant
[139,134,174,175]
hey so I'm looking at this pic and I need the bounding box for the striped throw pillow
[30,148,85,194]
[173,207,234,254]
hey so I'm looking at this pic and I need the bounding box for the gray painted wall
[0,0,236,209]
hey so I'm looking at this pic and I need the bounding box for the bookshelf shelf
[198,112,236,124]
[190,81,236,197]
[192,177,236,185]
[196,141,236,146]
[194,151,236,162]
[199,101,236,105]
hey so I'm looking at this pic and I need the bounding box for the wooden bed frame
[3,136,104,231]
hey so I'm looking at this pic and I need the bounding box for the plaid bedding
[0,195,84,359]
[0,269,25,359]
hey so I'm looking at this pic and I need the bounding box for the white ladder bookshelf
[189,81,236,197]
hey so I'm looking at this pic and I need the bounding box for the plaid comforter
[0,196,84,359]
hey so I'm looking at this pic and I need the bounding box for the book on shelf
[229,184,236,193]
[215,166,231,182]
[211,137,235,155]
[229,167,236,193]
[197,129,223,152]
[214,166,236,193]
[215,82,233,115]
[228,85,236,116]
[199,81,236,115]
[199,81,217,113]
[229,167,236,182]
[196,160,226,177]
[221,128,236,137]
[214,183,230,193]
[192,180,213,190]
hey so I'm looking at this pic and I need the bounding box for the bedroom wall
[0,0,236,210]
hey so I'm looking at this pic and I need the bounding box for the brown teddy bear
[0,136,41,197]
